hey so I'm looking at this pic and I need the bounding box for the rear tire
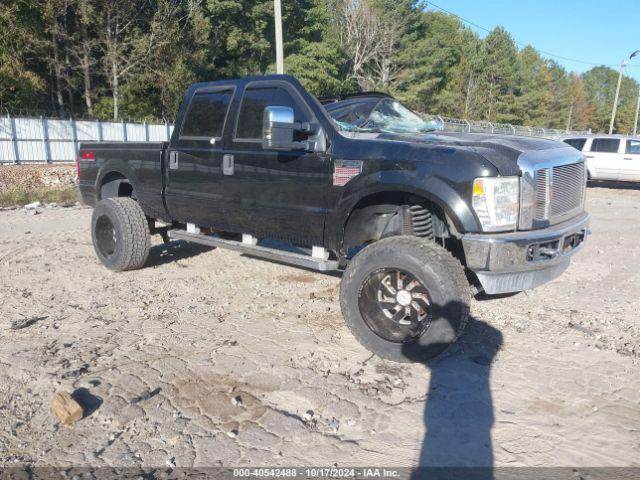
[91,197,151,271]
[340,236,470,363]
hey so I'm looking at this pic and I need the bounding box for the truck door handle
[223,154,234,175]
[169,151,179,169]
[585,155,595,159]
[623,157,633,160]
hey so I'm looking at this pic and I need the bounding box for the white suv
[559,135,640,182]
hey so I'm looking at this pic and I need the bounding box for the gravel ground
[0,184,638,469]
[0,164,76,191]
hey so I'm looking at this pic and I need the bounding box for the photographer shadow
[403,306,503,480]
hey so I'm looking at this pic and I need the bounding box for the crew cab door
[164,86,235,226]
[220,80,330,246]
[620,138,640,181]
[585,137,622,180]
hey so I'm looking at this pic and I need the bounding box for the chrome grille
[550,162,586,217]
[534,161,585,223]
[534,169,549,220]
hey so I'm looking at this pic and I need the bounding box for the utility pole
[609,61,626,134]
[274,0,284,74]
[634,87,640,136]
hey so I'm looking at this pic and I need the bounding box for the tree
[73,0,98,116]
[42,0,79,116]
[94,0,176,120]
[336,0,386,89]
[476,27,518,123]
[285,0,353,98]
[544,60,570,130]
[397,11,480,117]
[564,74,594,131]
[366,0,418,90]
[0,1,47,112]
[614,75,639,134]
[202,0,273,77]
[582,66,639,133]
[113,0,207,121]
[512,46,552,126]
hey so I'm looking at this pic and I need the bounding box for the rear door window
[626,139,640,154]
[590,138,620,153]
[563,138,586,150]
[181,90,234,139]
[235,86,310,140]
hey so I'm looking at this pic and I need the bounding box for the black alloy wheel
[358,268,432,343]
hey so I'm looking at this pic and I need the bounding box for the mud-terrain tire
[340,236,470,363]
[91,197,151,271]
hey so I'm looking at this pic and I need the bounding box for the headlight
[472,177,519,232]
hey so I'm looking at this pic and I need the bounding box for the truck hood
[375,131,570,176]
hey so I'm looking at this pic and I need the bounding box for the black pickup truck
[78,74,589,362]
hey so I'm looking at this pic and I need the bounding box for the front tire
[340,236,470,363]
[91,197,151,271]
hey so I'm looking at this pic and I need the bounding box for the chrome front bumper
[462,212,590,294]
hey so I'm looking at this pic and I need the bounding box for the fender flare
[95,161,139,200]
[328,171,480,252]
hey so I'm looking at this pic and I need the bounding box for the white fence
[0,116,174,164]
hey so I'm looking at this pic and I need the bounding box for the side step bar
[168,230,340,272]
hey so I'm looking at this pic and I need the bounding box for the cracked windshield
[331,98,441,134]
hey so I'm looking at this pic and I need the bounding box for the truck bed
[77,141,169,221]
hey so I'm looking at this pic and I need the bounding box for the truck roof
[187,74,303,91]
[186,75,393,109]
[320,92,393,105]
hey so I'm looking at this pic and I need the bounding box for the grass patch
[0,186,78,208]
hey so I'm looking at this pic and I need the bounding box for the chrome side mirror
[264,106,295,125]
[262,106,296,151]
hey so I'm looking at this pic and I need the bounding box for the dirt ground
[0,183,638,470]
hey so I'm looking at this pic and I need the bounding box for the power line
[425,1,640,69]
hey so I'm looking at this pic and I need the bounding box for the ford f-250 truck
[78,74,589,363]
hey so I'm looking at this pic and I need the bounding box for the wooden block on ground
[50,391,83,425]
